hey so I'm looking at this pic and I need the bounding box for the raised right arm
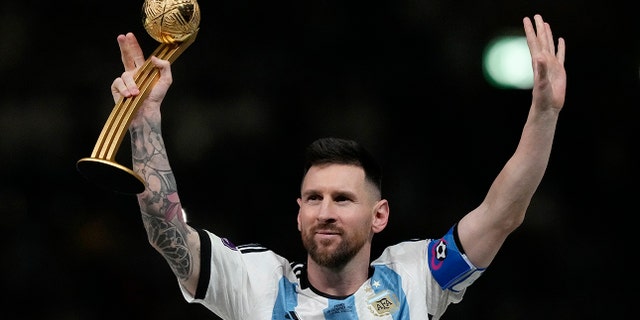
[112,32,201,296]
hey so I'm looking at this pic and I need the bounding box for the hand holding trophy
[77,0,200,194]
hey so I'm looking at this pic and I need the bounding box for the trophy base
[76,157,145,195]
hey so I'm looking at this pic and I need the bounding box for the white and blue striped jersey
[179,224,485,319]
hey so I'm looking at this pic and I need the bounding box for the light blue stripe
[372,265,410,319]
[272,277,299,319]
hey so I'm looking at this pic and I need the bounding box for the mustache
[311,223,343,234]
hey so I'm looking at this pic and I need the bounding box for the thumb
[151,56,173,87]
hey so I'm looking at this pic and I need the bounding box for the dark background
[1,0,637,319]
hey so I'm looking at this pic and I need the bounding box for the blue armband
[428,225,485,292]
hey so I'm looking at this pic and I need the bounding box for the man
[111,14,566,319]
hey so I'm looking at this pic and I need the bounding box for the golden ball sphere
[142,0,201,44]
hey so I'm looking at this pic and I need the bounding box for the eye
[305,194,322,202]
[334,195,350,202]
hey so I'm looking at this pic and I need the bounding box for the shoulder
[371,238,429,271]
[199,228,296,274]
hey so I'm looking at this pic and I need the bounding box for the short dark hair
[303,137,382,194]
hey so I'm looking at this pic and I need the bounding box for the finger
[151,56,173,86]
[116,35,133,71]
[122,70,140,95]
[544,23,555,54]
[557,37,566,65]
[111,77,131,102]
[533,15,549,52]
[118,32,146,72]
[111,69,140,97]
[523,16,539,55]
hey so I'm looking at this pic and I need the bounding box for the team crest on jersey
[367,290,399,316]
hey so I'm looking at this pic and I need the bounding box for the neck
[305,252,372,297]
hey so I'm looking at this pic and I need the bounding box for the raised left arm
[457,14,566,268]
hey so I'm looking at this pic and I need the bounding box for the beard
[301,225,368,269]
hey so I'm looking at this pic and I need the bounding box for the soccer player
[110,14,566,319]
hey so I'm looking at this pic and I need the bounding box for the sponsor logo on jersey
[325,302,354,316]
[220,237,237,251]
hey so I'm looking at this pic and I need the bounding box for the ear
[296,198,302,232]
[371,199,389,233]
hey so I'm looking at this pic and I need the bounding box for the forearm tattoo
[130,117,193,281]
[142,214,192,280]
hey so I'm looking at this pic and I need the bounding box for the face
[297,163,388,269]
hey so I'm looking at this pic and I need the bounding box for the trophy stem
[77,30,198,194]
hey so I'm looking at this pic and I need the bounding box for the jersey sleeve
[178,228,293,319]
[427,224,485,292]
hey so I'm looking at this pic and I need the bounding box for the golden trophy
[77,0,200,194]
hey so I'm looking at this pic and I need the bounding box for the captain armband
[427,225,486,292]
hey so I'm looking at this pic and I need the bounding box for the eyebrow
[301,189,358,199]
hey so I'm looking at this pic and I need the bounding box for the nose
[317,199,337,223]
